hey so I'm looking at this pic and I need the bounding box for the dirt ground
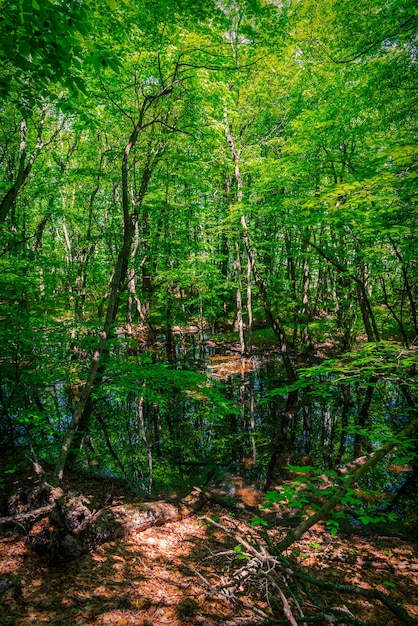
[1,471,417,626]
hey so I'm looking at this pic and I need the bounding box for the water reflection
[139,333,416,502]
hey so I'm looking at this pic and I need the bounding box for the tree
[0,0,416,507]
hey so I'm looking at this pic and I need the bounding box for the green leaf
[326,519,340,537]
[106,0,117,9]
[263,490,282,504]
[250,517,268,527]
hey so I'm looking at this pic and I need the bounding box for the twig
[260,571,299,626]
[287,569,417,626]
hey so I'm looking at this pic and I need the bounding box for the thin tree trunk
[135,394,153,494]
[0,114,65,223]
[302,401,311,456]
[321,401,333,470]
[336,275,355,349]
[356,269,380,341]
[247,254,253,355]
[95,411,127,476]
[74,164,102,320]
[276,411,418,554]
[225,121,250,356]
[284,230,298,347]
[0,120,41,223]
[353,376,376,458]
[300,245,312,348]
[380,274,409,346]
[389,238,418,338]
[234,242,247,355]
[53,104,152,485]
[126,219,141,336]
[311,241,380,342]
[264,389,299,491]
[165,288,175,363]
[334,384,351,466]
[241,215,297,385]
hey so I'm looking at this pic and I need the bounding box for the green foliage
[250,517,268,527]
[234,545,251,560]
[0,0,91,105]
[325,518,341,537]
[262,465,401,536]
[0,0,416,514]
[269,342,418,400]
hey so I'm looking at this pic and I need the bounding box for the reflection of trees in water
[87,338,415,514]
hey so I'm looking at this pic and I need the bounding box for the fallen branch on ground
[200,513,417,626]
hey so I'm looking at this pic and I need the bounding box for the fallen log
[1,487,208,563]
[0,504,54,528]
[111,488,208,534]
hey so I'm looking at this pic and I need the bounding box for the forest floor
[1,469,417,626]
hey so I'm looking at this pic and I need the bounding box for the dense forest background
[0,0,417,526]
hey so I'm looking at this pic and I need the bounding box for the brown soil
[1,470,417,626]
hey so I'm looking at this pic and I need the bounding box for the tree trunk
[300,243,312,349]
[284,230,298,347]
[247,254,253,355]
[53,233,133,485]
[380,274,410,346]
[276,411,418,554]
[264,388,299,491]
[311,241,380,342]
[0,119,40,223]
[126,219,141,336]
[234,242,247,355]
[53,105,154,485]
[334,384,351,466]
[353,377,376,458]
[356,271,380,341]
[241,215,297,385]
[389,238,418,339]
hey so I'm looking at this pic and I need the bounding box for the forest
[0,0,417,624]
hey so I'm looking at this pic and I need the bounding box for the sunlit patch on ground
[1,501,417,625]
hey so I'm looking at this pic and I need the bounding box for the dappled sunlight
[1,496,418,624]
[207,354,263,380]
[0,1,417,623]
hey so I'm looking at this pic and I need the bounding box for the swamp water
[86,331,416,530]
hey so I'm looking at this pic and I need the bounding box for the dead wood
[111,487,208,534]
[23,495,127,563]
[0,484,64,531]
[200,514,418,626]
[287,568,418,626]
[1,486,208,564]
[0,504,55,529]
